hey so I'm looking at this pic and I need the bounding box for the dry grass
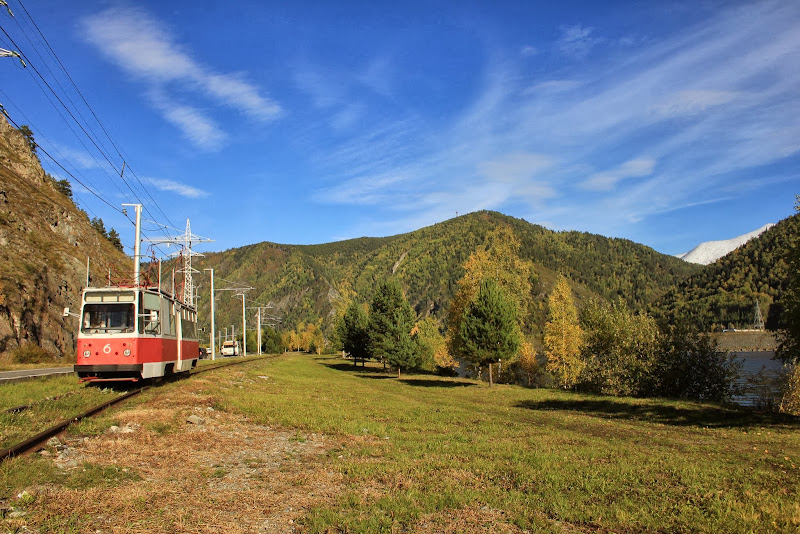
[415,505,528,533]
[8,376,343,533]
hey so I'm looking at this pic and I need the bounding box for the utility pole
[204,268,216,360]
[234,293,247,357]
[121,204,142,286]
[214,283,253,355]
[0,48,25,67]
[248,305,274,355]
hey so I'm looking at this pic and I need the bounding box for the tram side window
[139,293,161,335]
[165,303,176,336]
[82,304,135,334]
[181,310,197,339]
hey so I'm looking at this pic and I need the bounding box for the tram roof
[82,285,197,310]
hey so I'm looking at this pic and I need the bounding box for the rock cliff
[0,115,127,360]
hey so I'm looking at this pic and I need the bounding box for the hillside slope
[651,213,799,331]
[198,211,700,340]
[0,116,128,359]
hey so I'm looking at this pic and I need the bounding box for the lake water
[732,351,791,408]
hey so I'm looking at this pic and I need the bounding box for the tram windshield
[82,304,135,334]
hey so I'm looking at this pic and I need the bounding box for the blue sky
[1,0,798,256]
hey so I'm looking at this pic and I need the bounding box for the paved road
[0,367,74,383]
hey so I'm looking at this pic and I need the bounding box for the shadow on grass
[399,378,475,388]
[321,360,474,388]
[323,361,390,374]
[357,374,397,380]
[517,398,800,429]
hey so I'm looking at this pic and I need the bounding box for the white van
[221,340,239,357]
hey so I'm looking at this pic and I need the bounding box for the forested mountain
[198,211,701,341]
[650,213,800,331]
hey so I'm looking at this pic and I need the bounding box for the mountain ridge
[198,210,702,341]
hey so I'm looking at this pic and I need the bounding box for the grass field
[219,354,800,532]
[2,352,799,533]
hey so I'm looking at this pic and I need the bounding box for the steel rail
[0,388,145,462]
[0,353,280,463]
[189,353,276,377]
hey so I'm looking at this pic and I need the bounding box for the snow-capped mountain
[676,224,775,265]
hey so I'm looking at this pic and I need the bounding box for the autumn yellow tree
[413,317,455,371]
[280,331,295,352]
[517,340,539,386]
[780,366,800,416]
[544,277,584,388]
[447,225,535,362]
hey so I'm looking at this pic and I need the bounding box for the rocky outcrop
[0,115,127,360]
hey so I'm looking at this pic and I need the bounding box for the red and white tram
[74,285,199,382]
[74,206,206,382]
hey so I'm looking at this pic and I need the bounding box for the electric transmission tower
[752,299,765,331]
[145,219,213,305]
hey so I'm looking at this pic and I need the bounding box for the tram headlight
[123,349,131,356]
[83,350,90,357]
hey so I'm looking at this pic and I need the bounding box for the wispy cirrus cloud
[650,89,740,118]
[49,143,101,170]
[147,89,226,150]
[311,0,800,242]
[144,176,209,199]
[580,158,656,192]
[556,25,602,59]
[80,5,280,148]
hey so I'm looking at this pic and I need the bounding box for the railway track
[0,354,275,463]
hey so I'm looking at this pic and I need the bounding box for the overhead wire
[0,5,176,239]
[2,1,213,291]
[13,0,179,231]
[3,79,158,261]
[0,87,106,193]
[13,0,179,233]
[0,105,125,215]
[1,98,142,257]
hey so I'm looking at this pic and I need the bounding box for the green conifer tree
[338,301,370,365]
[107,228,124,252]
[458,278,520,386]
[369,279,417,377]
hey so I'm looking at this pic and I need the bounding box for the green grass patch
[0,375,151,449]
[144,420,173,435]
[61,463,141,490]
[0,456,140,497]
[217,353,800,533]
[0,374,83,411]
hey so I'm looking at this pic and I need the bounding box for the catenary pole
[204,268,216,360]
[121,204,142,286]
[235,293,247,357]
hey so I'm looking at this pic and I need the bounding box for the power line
[0,8,176,236]
[0,104,125,215]
[13,0,178,232]
[0,88,109,195]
